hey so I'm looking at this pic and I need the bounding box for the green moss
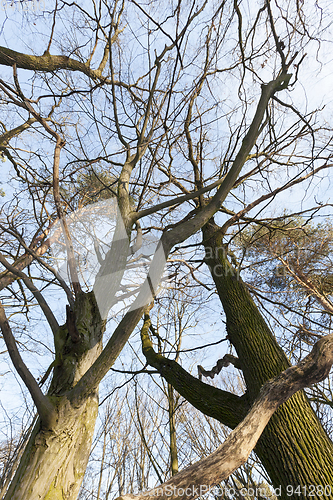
[6,396,99,500]
[44,479,64,500]
[202,221,333,495]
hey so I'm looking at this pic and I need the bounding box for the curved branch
[0,255,59,335]
[198,354,241,380]
[141,312,249,429]
[116,333,333,500]
[0,302,55,428]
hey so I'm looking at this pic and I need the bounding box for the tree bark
[140,312,250,430]
[202,221,333,498]
[3,396,98,500]
[3,291,105,500]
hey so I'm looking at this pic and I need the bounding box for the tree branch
[198,354,241,381]
[0,226,74,308]
[0,117,37,147]
[0,46,109,80]
[0,254,59,335]
[163,73,292,249]
[277,256,333,315]
[68,73,292,404]
[116,333,333,500]
[218,162,332,235]
[8,67,82,297]
[0,301,55,428]
[141,312,249,429]
[133,176,228,221]
[0,222,56,292]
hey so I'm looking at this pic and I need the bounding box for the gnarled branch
[198,354,241,381]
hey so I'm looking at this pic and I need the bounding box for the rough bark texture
[3,396,98,500]
[3,291,105,500]
[203,221,333,498]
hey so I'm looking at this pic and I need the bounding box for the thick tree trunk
[3,395,98,500]
[4,291,105,500]
[203,221,333,499]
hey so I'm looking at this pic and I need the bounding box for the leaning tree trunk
[203,221,333,500]
[4,291,105,500]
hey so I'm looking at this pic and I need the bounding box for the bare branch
[198,354,241,381]
[0,118,37,147]
[0,254,59,335]
[278,256,333,315]
[0,301,54,427]
[133,176,228,221]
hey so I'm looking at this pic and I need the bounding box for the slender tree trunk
[4,291,105,500]
[167,383,179,476]
[203,221,333,499]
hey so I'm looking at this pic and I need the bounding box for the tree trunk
[203,221,333,499]
[4,291,105,500]
[167,383,179,476]
[3,396,98,500]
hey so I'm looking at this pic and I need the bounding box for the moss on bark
[4,395,98,500]
[141,312,250,429]
[4,291,105,500]
[203,221,333,498]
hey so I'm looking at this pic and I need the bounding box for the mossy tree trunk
[3,396,98,500]
[203,221,333,499]
[4,291,106,500]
